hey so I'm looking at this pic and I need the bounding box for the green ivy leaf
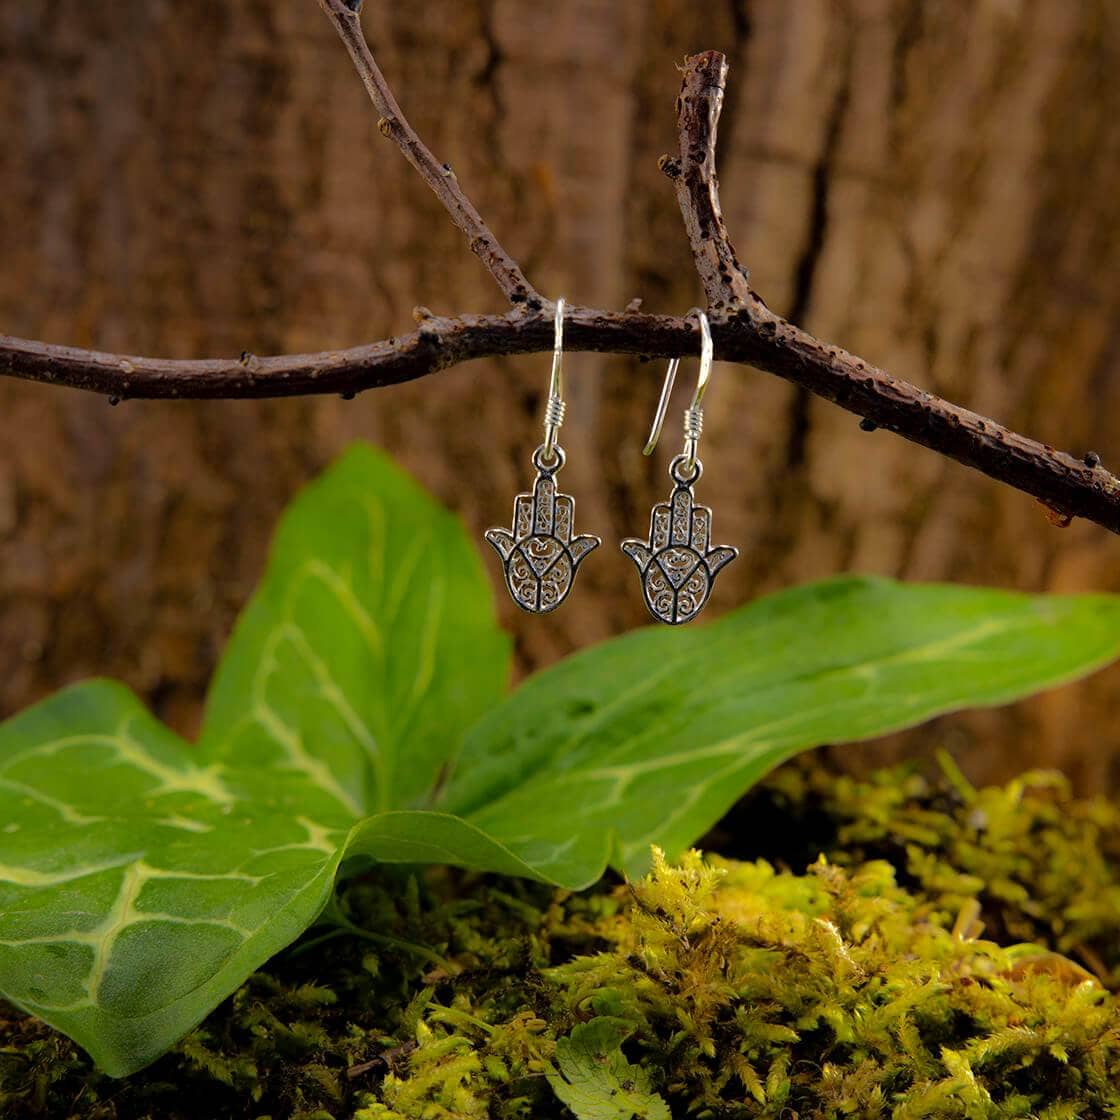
[547,1018,671,1120]
[3,443,1120,1077]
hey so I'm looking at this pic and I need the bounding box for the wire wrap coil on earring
[544,396,566,431]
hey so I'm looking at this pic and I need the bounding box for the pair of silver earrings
[485,299,737,625]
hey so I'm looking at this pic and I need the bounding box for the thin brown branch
[0,310,696,398]
[317,0,540,306]
[3,307,1118,530]
[663,49,1120,532]
[2,40,1118,537]
[663,51,751,312]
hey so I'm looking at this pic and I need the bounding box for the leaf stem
[294,897,455,972]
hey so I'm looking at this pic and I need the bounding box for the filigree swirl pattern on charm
[622,456,736,625]
[485,446,600,613]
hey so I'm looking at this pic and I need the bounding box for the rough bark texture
[2,1,1120,787]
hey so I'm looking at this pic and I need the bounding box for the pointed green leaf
[200,443,510,813]
[442,577,1120,881]
[0,681,344,1077]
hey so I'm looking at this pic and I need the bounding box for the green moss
[750,754,1120,984]
[2,760,1120,1119]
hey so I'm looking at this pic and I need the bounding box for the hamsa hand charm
[485,446,600,613]
[621,455,737,625]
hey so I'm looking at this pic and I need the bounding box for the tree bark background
[2,1,1120,789]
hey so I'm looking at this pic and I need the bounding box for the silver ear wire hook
[542,297,566,461]
[622,308,735,624]
[642,357,680,456]
[485,294,601,612]
[642,311,713,472]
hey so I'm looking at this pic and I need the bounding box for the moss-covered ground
[3,757,1119,1119]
